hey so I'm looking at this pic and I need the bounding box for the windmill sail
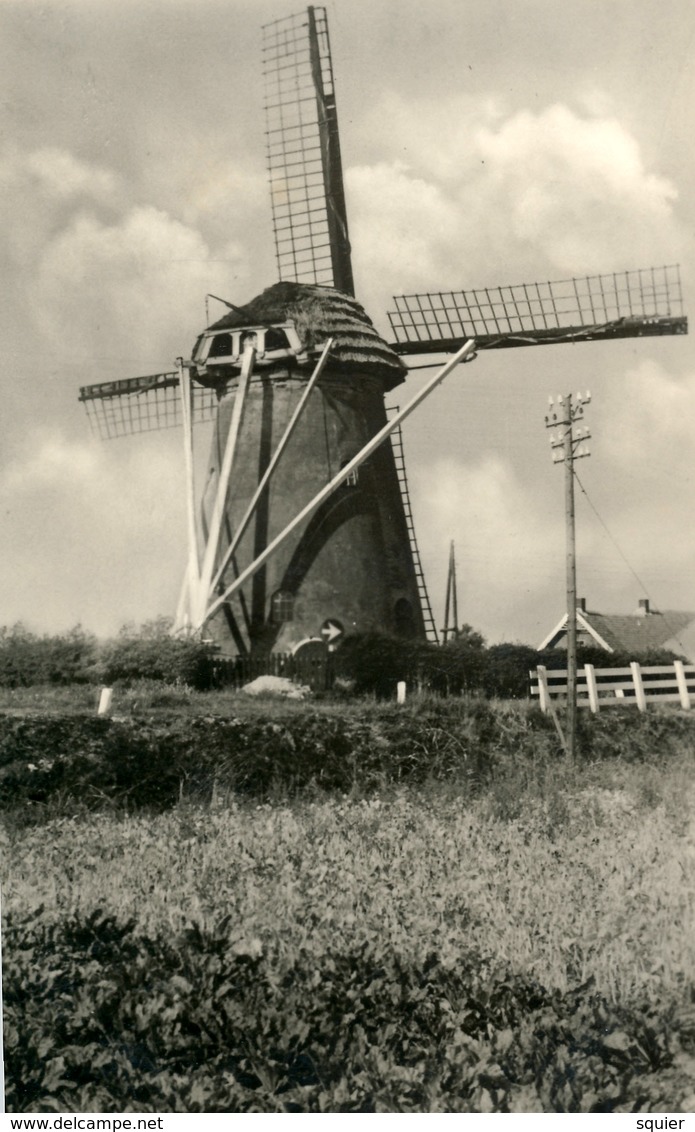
[78,372,217,440]
[263,6,354,294]
[388,264,687,355]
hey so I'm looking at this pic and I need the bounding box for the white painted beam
[195,347,254,625]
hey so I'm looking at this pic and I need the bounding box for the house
[538,599,695,663]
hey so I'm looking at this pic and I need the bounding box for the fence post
[674,660,691,711]
[397,681,406,704]
[630,661,647,712]
[584,664,600,714]
[536,665,550,714]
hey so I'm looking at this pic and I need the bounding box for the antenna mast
[442,540,459,642]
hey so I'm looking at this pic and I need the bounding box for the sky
[1,0,694,646]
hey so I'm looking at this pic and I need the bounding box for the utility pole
[545,392,591,759]
[442,540,459,642]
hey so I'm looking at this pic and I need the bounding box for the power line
[573,469,689,655]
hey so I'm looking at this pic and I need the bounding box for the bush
[486,645,687,702]
[100,619,218,690]
[334,632,429,697]
[426,634,488,695]
[484,644,540,699]
[335,626,489,699]
[0,624,98,687]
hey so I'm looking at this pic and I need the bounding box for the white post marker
[397,681,406,705]
[97,687,113,716]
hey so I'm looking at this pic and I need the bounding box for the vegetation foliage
[1,628,693,1113]
[0,620,683,697]
[5,908,691,1113]
[0,625,98,688]
[4,771,695,1113]
[335,629,684,700]
[3,696,695,817]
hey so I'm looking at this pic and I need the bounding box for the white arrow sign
[321,619,344,644]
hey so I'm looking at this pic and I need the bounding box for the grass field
[3,691,695,1111]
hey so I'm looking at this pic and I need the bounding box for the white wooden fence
[530,661,695,714]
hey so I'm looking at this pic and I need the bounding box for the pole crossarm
[202,339,477,627]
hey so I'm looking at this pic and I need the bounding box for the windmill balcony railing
[530,660,695,713]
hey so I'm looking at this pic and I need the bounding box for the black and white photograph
[1,0,694,1117]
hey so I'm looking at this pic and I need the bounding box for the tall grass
[5,764,695,1007]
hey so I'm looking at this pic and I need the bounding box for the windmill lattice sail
[78,373,217,440]
[388,264,687,354]
[263,6,354,294]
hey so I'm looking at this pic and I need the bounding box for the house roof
[583,610,695,654]
[207,281,408,391]
[539,607,695,658]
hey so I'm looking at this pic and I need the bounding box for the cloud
[23,147,118,203]
[347,98,681,319]
[599,358,695,468]
[0,144,120,266]
[411,454,563,642]
[1,143,253,382]
[0,428,188,636]
[34,204,247,370]
[347,162,460,296]
[474,104,679,272]
[573,359,695,605]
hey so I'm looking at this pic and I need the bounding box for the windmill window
[271,590,295,623]
[264,327,290,351]
[208,333,233,358]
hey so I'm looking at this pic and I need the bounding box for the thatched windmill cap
[208,281,407,391]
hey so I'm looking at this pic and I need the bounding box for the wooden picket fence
[211,649,335,692]
[210,652,292,689]
[530,660,695,714]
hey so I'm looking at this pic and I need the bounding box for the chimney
[637,598,651,616]
[576,597,587,613]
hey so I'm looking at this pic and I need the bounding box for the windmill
[79,7,688,662]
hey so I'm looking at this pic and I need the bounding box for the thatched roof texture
[208,282,407,391]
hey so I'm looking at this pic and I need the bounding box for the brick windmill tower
[79,7,687,661]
